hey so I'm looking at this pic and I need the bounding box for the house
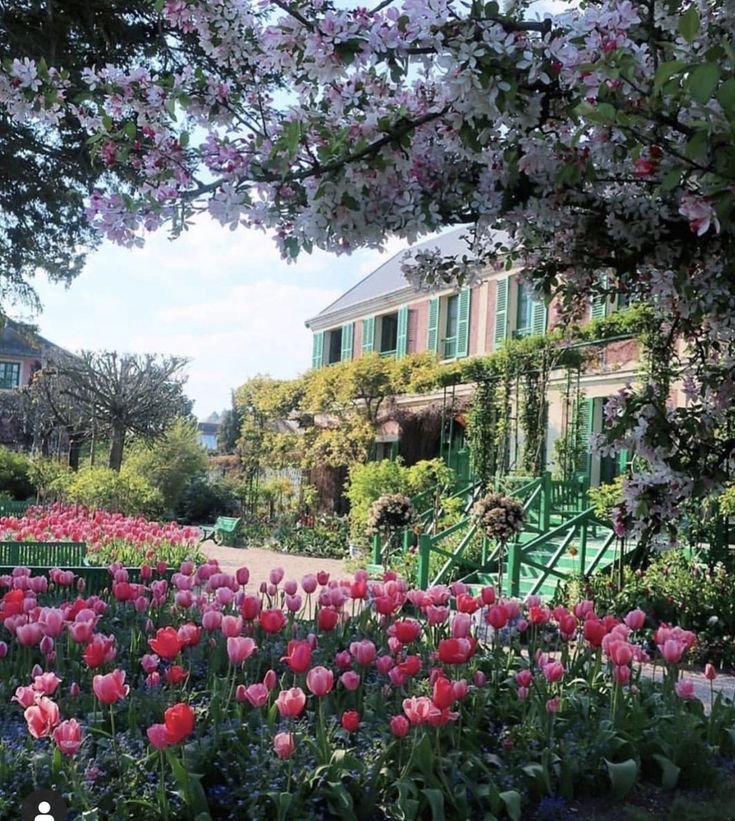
[0,319,60,391]
[305,227,645,489]
[197,412,222,452]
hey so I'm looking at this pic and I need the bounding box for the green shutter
[575,397,594,480]
[361,317,375,353]
[494,277,509,349]
[427,297,440,353]
[456,288,471,358]
[590,273,608,320]
[311,331,324,369]
[531,299,547,336]
[618,448,629,476]
[396,305,409,358]
[341,322,354,361]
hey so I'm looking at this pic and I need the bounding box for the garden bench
[0,500,33,517]
[199,516,241,547]
[0,541,87,566]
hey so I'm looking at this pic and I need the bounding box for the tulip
[350,640,376,666]
[263,669,277,690]
[54,719,83,756]
[32,672,61,696]
[451,613,473,639]
[0,641,7,659]
[660,639,686,664]
[243,683,269,708]
[39,636,54,657]
[16,623,43,647]
[456,593,479,614]
[453,679,469,701]
[583,619,606,648]
[202,610,223,631]
[273,731,295,759]
[39,607,65,637]
[613,665,631,685]
[276,687,306,718]
[376,655,394,675]
[177,623,201,647]
[437,638,476,665]
[402,695,433,725]
[259,609,286,634]
[334,650,352,670]
[301,574,318,594]
[515,669,533,688]
[69,682,80,698]
[148,627,183,660]
[546,696,561,714]
[608,641,634,667]
[92,669,129,705]
[269,567,285,586]
[227,636,257,664]
[12,686,36,708]
[473,670,487,688]
[390,715,410,738]
[24,697,60,739]
[317,607,339,631]
[220,615,243,638]
[543,661,565,683]
[432,677,455,710]
[392,619,421,644]
[624,609,646,631]
[83,634,116,669]
[341,710,360,733]
[486,605,509,630]
[340,671,360,691]
[388,667,406,688]
[316,571,329,586]
[705,663,717,681]
[480,586,496,606]
[426,605,450,626]
[675,680,696,700]
[306,666,334,697]
[164,702,195,743]
[165,665,187,686]
[141,654,160,674]
[236,567,250,586]
[285,594,302,612]
[282,640,312,673]
[517,686,529,701]
[147,723,171,750]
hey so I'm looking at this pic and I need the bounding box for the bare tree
[38,352,192,471]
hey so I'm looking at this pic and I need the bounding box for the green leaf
[652,754,681,790]
[717,77,735,111]
[661,167,684,191]
[654,60,686,90]
[422,788,445,820]
[688,63,720,104]
[679,6,700,43]
[165,750,211,819]
[605,758,638,799]
[499,790,522,821]
[123,121,137,140]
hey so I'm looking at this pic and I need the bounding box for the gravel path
[201,541,347,588]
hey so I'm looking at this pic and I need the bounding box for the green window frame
[326,328,343,365]
[379,312,398,356]
[494,277,509,350]
[515,281,533,338]
[340,322,354,362]
[427,297,440,353]
[0,361,20,389]
[361,317,375,354]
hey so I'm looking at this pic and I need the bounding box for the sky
[24,221,408,418]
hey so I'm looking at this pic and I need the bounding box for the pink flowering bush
[0,504,202,566]
[0,561,733,819]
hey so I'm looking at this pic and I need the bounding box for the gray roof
[0,319,58,359]
[311,227,476,321]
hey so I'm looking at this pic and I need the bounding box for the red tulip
[148,627,183,660]
[317,607,339,631]
[486,605,509,630]
[392,619,421,644]
[543,661,565,683]
[165,665,187,685]
[240,595,261,621]
[53,719,83,756]
[705,663,717,681]
[583,619,606,648]
[341,710,360,733]
[82,634,116,669]
[437,638,476,665]
[282,640,312,673]
[432,677,455,710]
[162,703,195,745]
[456,593,479,614]
[390,715,410,738]
[259,609,286,634]
[480,586,496,606]
[397,655,422,677]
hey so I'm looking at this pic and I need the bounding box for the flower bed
[0,504,203,567]
[0,565,734,820]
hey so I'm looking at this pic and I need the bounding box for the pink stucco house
[0,319,61,391]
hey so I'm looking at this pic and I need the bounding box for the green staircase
[371,472,632,600]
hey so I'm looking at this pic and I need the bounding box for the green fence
[0,500,33,517]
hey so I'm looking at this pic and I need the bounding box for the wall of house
[0,355,41,390]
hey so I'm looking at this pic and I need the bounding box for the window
[515,281,533,338]
[443,294,459,358]
[326,327,342,365]
[0,361,21,390]
[379,312,398,355]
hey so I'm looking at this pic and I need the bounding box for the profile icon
[20,788,67,821]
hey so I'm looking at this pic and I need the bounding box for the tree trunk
[108,424,126,471]
[68,435,82,471]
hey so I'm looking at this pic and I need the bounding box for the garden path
[202,542,346,588]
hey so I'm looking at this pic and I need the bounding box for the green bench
[199,516,242,547]
[0,500,33,517]
[0,541,87,566]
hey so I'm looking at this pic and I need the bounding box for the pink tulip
[269,567,285,586]
[517,686,529,701]
[69,682,80,698]
[285,594,302,612]
[39,608,65,637]
[301,574,317,594]
[273,731,295,759]
[0,641,7,659]
[201,610,222,631]
[390,715,410,738]
[350,640,376,666]
[147,723,171,749]
[16,623,43,647]
[306,666,334,697]
[92,669,129,705]
[426,606,450,626]
[450,613,472,638]
[24,697,60,738]
[675,680,696,700]
[705,663,717,681]
[376,655,394,675]
[660,639,685,664]
[608,641,634,667]
[624,609,646,631]
[515,669,533,688]
[340,671,361,691]
[543,661,564,683]
[275,687,306,717]
[402,695,433,725]
[220,615,243,638]
[473,670,487,687]
[243,683,269,708]
[236,567,250,586]
[263,669,277,690]
[12,686,36,708]
[54,719,83,756]
[226,636,257,664]
[546,696,561,714]
[33,672,61,696]
[613,665,631,685]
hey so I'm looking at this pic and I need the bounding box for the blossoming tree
[2,0,734,536]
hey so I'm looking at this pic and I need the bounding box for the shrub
[472,492,524,543]
[0,446,33,500]
[241,514,349,559]
[175,476,239,524]
[53,465,163,517]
